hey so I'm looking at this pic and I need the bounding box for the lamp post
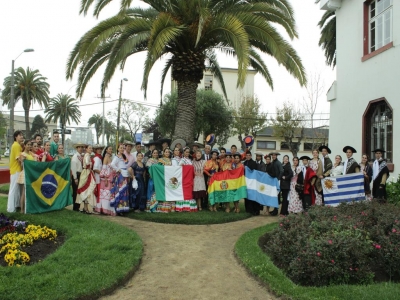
[9,48,34,143]
[115,78,128,152]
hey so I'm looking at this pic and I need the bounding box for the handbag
[295,184,304,193]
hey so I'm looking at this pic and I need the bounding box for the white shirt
[343,157,352,175]
[71,152,83,180]
[93,156,102,184]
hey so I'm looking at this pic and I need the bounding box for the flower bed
[0,213,60,266]
[261,201,400,287]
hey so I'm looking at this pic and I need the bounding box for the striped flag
[322,173,365,206]
[245,167,280,208]
[149,165,193,201]
[208,168,247,205]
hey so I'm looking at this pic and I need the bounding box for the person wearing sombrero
[189,141,203,159]
[143,139,158,162]
[204,149,219,211]
[372,149,390,200]
[319,146,333,178]
[298,156,317,211]
[156,137,172,158]
[255,152,266,172]
[171,138,186,154]
[343,146,360,175]
[92,144,105,209]
[71,142,87,212]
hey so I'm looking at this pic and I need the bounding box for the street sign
[53,129,71,134]
[63,129,71,134]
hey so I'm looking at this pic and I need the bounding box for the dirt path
[102,215,278,300]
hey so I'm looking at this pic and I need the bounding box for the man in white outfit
[71,142,86,211]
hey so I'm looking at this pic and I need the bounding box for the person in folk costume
[254,152,266,172]
[192,150,207,211]
[92,144,105,209]
[318,145,333,204]
[264,154,274,176]
[143,140,158,162]
[309,149,323,206]
[175,147,197,212]
[218,147,227,171]
[288,157,304,214]
[360,153,373,200]
[156,137,172,158]
[280,155,293,216]
[145,149,160,212]
[124,141,136,211]
[71,142,86,212]
[77,145,98,214]
[298,156,317,211]
[131,152,147,212]
[269,152,283,216]
[372,149,390,200]
[157,148,175,213]
[221,152,233,171]
[330,155,344,177]
[189,141,203,160]
[172,146,182,166]
[243,151,260,215]
[343,146,360,174]
[96,146,116,215]
[201,144,212,209]
[231,153,244,213]
[204,149,219,212]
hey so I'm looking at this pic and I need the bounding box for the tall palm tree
[316,1,336,67]
[1,67,50,138]
[44,94,82,145]
[88,113,103,144]
[104,120,116,146]
[67,0,306,143]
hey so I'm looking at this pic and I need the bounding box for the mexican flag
[24,160,73,214]
[149,165,194,201]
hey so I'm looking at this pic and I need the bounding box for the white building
[321,0,397,177]
[71,127,94,144]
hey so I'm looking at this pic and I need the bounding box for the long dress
[96,162,116,215]
[193,159,207,199]
[76,153,97,208]
[288,166,303,213]
[145,158,159,212]
[110,155,130,214]
[156,157,175,213]
[309,158,323,206]
[175,157,197,212]
[131,161,146,211]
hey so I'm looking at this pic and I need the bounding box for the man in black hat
[243,151,260,215]
[269,152,283,216]
[318,146,333,204]
[372,149,389,200]
[144,140,157,161]
[299,156,317,211]
[255,152,266,172]
[343,146,360,174]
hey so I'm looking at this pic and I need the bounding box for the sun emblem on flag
[220,181,229,190]
[259,184,265,192]
[167,177,180,190]
[324,179,334,190]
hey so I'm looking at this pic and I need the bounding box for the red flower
[317,252,321,257]
[331,260,335,263]
[375,244,381,249]
[328,240,332,244]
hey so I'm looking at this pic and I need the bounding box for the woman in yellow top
[18,140,35,213]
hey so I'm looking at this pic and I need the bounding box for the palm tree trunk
[24,108,30,139]
[173,80,197,143]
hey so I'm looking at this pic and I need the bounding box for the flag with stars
[24,160,72,213]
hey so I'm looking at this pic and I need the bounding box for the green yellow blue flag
[24,160,72,214]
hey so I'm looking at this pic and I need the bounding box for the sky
[0,0,335,135]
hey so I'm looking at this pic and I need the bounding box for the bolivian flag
[24,160,73,214]
[208,168,247,205]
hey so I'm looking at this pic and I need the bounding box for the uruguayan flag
[322,173,365,206]
[245,167,280,208]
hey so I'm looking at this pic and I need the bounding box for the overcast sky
[0,0,335,132]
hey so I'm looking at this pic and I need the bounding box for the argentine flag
[322,173,365,206]
[245,167,280,208]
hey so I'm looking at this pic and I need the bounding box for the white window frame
[369,0,393,53]
[204,75,213,90]
[256,141,276,150]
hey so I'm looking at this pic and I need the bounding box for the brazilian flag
[25,160,73,214]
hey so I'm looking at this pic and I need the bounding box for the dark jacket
[201,153,211,161]
[255,160,267,172]
[244,159,257,171]
[280,163,293,190]
[271,159,284,180]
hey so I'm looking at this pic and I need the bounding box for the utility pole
[96,95,110,145]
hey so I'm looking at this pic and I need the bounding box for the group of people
[7,130,390,217]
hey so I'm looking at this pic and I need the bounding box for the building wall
[328,0,399,178]
[71,128,94,144]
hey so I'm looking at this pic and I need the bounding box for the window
[369,0,392,52]
[204,75,213,90]
[280,142,289,150]
[303,143,324,151]
[257,141,276,150]
[364,99,393,162]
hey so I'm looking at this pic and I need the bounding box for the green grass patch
[235,223,400,300]
[0,184,9,194]
[0,197,142,300]
[127,201,252,224]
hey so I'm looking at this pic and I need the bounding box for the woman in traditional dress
[131,152,147,212]
[330,155,344,177]
[110,144,130,216]
[157,148,175,213]
[231,153,244,213]
[77,145,97,214]
[18,140,35,214]
[221,152,233,171]
[288,157,303,214]
[192,150,206,211]
[41,141,54,162]
[146,149,159,212]
[309,149,323,206]
[343,146,360,174]
[92,145,104,209]
[360,153,373,200]
[280,155,293,216]
[171,147,182,166]
[54,144,69,160]
[96,146,115,215]
[204,150,219,212]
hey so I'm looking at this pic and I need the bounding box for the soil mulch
[0,235,66,267]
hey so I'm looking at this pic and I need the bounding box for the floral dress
[110,155,130,214]
[175,157,197,212]
[96,162,116,215]
[156,157,176,213]
[309,159,323,206]
[288,166,303,213]
[193,159,206,199]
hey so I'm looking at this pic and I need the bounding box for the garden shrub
[262,201,400,287]
[386,175,400,205]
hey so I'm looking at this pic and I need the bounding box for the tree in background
[104,120,116,146]
[0,112,8,150]
[108,100,150,142]
[316,0,336,67]
[157,90,233,145]
[270,102,305,157]
[45,94,81,145]
[142,119,162,142]
[88,114,103,144]
[1,67,50,138]
[30,115,48,138]
[232,96,267,151]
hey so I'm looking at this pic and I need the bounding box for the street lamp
[9,48,34,144]
[115,78,128,151]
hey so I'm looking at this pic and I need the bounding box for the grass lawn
[0,184,9,194]
[0,196,143,300]
[235,223,400,300]
[127,200,252,224]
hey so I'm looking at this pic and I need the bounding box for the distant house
[321,0,397,177]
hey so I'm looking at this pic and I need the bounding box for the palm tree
[1,67,50,138]
[104,120,116,146]
[316,1,336,67]
[44,94,82,145]
[67,0,306,143]
[88,113,103,144]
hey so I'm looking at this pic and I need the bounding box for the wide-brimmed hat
[300,156,311,161]
[254,152,264,156]
[143,139,159,146]
[93,144,105,150]
[210,149,219,156]
[171,138,186,150]
[225,151,232,157]
[73,142,87,148]
[189,141,204,148]
[205,134,215,145]
[269,151,281,156]
[372,148,386,153]
[318,145,331,154]
[156,138,172,145]
[244,135,254,147]
[124,140,134,146]
[343,146,357,153]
